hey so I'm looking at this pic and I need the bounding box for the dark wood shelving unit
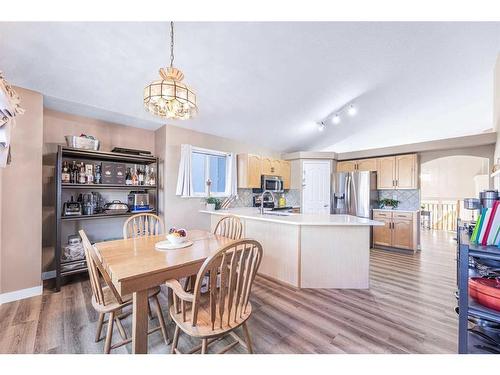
[55,146,159,291]
[61,211,156,221]
[62,183,157,190]
[457,227,500,353]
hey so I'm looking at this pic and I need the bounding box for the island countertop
[200,207,383,227]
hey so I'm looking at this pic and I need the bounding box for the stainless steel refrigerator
[331,171,378,218]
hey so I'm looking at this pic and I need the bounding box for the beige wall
[0,87,43,294]
[159,125,280,231]
[421,155,490,201]
[42,110,156,274]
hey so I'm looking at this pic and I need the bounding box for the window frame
[189,146,231,198]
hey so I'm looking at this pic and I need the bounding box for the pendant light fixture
[144,22,197,120]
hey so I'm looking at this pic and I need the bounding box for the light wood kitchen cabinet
[392,218,413,250]
[337,158,377,172]
[279,160,291,189]
[377,156,397,189]
[336,161,357,172]
[376,154,418,190]
[395,154,418,189]
[373,217,393,247]
[237,154,292,189]
[373,210,419,251]
[261,157,274,175]
[237,154,262,189]
[356,158,377,171]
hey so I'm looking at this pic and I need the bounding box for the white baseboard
[0,285,43,304]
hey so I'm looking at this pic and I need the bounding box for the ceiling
[0,22,499,152]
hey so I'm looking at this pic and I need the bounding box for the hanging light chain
[170,21,175,68]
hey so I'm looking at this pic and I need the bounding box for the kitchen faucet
[260,190,275,214]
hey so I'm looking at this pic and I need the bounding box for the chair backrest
[191,239,262,330]
[79,230,124,305]
[213,215,243,240]
[123,213,165,239]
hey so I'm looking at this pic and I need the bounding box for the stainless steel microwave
[260,175,284,192]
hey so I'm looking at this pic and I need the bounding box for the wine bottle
[94,164,102,184]
[132,166,138,186]
[125,167,132,186]
[61,161,70,183]
[78,162,86,184]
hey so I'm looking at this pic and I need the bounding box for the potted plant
[206,197,217,211]
[378,198,400,210]
[206,197,220,211]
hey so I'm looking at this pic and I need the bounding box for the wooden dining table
[94,229,234,354]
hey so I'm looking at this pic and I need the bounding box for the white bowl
[167,234,186,245]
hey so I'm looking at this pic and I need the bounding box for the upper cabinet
[357,158,378,171]
[336,161,357,172]
[278,160,291,189]
[377,156,396,189]
[261,157,274,175]
[395,154,418,189]
[238,154,292,189]
[237,154,262,189]
[339,154,418,190]
[376,154,418,190]
[337,158,377,172]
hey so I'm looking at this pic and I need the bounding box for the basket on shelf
[65,135,100,150]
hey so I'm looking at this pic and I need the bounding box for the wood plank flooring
[0,229,458,354]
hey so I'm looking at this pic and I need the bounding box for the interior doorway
[420,155,490,233]
[302,160,331,214]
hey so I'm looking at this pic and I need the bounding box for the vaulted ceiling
[1,22,499,152]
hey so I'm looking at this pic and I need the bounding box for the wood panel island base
[200,208,383,289]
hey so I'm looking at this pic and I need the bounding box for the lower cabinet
[373,217,392,247]
[392,218,413,250]
[373,210,419,251]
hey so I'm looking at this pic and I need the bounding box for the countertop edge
[199,209,384,226]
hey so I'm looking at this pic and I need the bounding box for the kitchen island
[200,208,383,289]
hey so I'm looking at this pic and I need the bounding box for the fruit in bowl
[167,228,187,244]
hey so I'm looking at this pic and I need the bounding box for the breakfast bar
[200,208,383,289]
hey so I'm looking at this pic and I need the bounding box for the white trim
[191,145,230,157]
[0,285,43,304]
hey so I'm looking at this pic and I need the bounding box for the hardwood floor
[0,229,458,354]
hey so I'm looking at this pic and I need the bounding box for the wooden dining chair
[166,239,263,354]
[213,215,243,240]
[79,230,170,353]
[184,215,244,293]
[123,213,165,239]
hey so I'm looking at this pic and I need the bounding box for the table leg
[132,289,149,354]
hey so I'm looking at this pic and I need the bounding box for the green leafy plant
[206,197,221,210]
[378,198,400,209]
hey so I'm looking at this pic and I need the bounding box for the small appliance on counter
[128,191,152,212]
[463,197,481,224]
[480,190,499,209]
[63,196,82,216]
[103,200,129,215]
[253,194,275,209]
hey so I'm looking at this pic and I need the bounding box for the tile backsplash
[233,189,301,208]
[378,189,421,210]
